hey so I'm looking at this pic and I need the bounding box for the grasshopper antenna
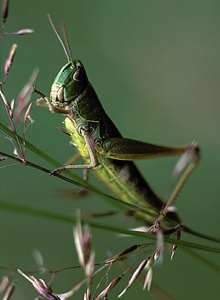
[47,14,73,64]
[61,22,74,66]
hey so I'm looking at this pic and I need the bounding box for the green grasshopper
[36,16,202,237]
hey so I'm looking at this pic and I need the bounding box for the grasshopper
[36,16,202,237]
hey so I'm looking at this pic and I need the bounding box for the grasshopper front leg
[51,126,99,175]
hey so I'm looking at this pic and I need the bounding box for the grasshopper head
[50,60,89,110]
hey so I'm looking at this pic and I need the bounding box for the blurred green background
[1,1,220,299]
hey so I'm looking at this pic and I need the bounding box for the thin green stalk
[0,199,220,255]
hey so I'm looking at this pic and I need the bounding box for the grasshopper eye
[73,67,86,82]
[73,69,80,81]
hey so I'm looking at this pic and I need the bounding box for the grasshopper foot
[148,221,160,233]
[49,166,65,176]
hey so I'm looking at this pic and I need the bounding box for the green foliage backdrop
[1,1,220,299]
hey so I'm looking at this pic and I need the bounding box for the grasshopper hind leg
[149,143,200,232]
